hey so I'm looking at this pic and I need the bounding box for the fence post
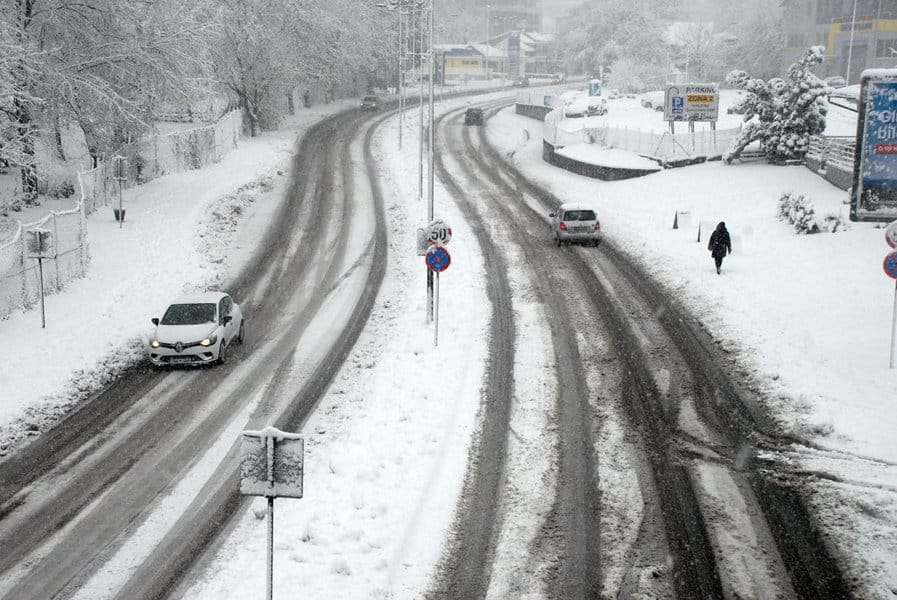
[18,231,27,307]
[52,212,60,290]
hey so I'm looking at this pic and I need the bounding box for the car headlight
[150,339,160,348]
[200,335,218,347]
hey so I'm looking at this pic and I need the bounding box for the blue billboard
[852,72,897,221]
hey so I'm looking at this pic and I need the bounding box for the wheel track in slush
[429,102,601,599]
[474,103,851,599]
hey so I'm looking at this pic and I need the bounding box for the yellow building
[783,0,897,83]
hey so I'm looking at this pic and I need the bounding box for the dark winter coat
[708,223,731,259]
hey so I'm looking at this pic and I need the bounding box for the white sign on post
[426,219,452,246]
[240,427,304,498]
[240,426,304,600]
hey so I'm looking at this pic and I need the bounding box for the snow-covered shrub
[777,192,847,233]
[40,163,78,200]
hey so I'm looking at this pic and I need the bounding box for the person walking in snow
[708,221,732,274]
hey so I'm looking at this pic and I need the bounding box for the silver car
[148,291,245,367]
[549,203,602,246]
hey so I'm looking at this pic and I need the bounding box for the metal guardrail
[806,135,855,191]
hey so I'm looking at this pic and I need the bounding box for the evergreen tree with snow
[725,46,828,164]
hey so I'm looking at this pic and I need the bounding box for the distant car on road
[464,107,484,126]
[549,203,602,246]
[361,95,379,111]
[824,75,847,89]
[565,96,608,117]
[513,77,530,87]
[148,292,244,367]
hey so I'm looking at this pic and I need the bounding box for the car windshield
[363,96,377,102]
[468,109,482,114]
[161,303,216,325]
[563,210,596,221]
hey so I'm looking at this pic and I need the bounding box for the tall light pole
[484,4,491,81]
[426,0,436,322]
[846,0,859,85]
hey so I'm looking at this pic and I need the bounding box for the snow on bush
[777,192,847,234]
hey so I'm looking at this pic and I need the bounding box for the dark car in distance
[464,107,484,126]
[361,95,379,111]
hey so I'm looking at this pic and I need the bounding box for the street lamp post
[846,0,859,85]
[426,0,435,322]
[484,4,491,81]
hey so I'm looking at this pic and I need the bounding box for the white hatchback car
[148,292,244,367]
[549,203,602,246]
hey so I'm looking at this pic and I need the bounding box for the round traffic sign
[426,246,451,272]
[885,251,897,279]
[427,219,452,246]
[886,220,897,248]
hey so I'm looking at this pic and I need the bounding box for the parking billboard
[664,84,719,122]
[851,70,897,222]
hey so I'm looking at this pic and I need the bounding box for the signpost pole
[266,436,275,600]
[434,271,439,347]
[891,279,897,369]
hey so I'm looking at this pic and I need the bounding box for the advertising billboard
[851,70,897,222]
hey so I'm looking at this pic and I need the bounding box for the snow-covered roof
[523,31,554,44]
[469,43,507,58]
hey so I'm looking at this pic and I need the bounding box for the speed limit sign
[886,220,897,248]
[426,219,452,246]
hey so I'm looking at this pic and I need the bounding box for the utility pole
[846,0,859,85]
[398,1,404,149]
[484,4,491,81]
[427,0,435,322]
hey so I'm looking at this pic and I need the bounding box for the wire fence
[542,108,740,164]
[0,204,88,319]
[0,109,245,319]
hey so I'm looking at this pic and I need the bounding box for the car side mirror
[151,318,159,326]
[223,315,233,325]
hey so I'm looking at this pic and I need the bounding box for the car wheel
[555,234,561,247]
[217,340,227,365]
[237,320,245,344]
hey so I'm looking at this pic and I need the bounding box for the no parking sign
[426,246,451,272]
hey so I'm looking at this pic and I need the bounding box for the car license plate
[170,357,192,365]
[573,226,590,233]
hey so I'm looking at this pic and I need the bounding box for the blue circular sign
[882,252,897,279]
[426,246,451,272]
[885,251,897,279]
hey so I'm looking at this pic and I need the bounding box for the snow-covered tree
[0,0,212,205]
[725,46,828,163]
[558,0,673,87]
[209,0,388,136]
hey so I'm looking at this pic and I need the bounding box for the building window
[787,33,808,48]
[877,38,897,58]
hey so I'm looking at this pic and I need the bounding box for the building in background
[782,0,897,84]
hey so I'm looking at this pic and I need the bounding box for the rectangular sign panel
[852,70,897,221]
[240,429,304,499]
[664,84,719,122]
